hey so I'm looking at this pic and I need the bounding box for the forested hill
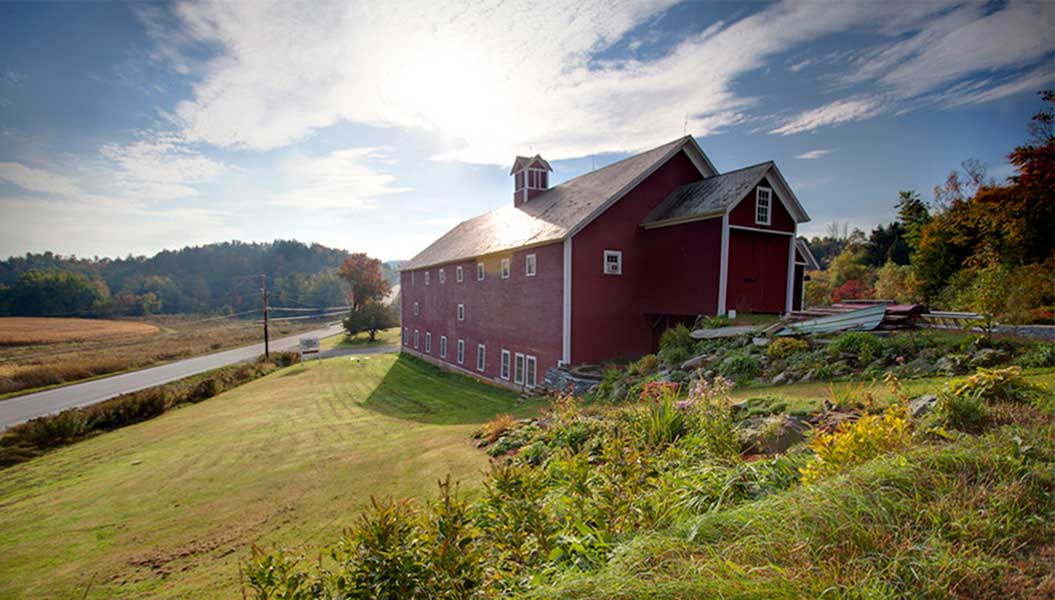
[0,240,402,317]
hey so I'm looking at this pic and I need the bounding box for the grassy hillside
[0,353,539,598]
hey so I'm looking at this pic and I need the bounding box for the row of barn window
[404,328,537,387]
[410,254,537,286]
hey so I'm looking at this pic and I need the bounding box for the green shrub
[717,351,761,382]
[86,388,168,430]
[595,366,623,402]
[936,388,988,432]
[1020,343,1055,368]
[659,324,695,367]
[628,354,659,377]
[697,314,732,329]
[637,382,687,447]
[799,405,911,483]
[766,337,809,360]
[943,366,1045,404]
[827,331,886,364]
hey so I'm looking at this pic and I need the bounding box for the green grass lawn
[0,353,540,599]
[320,327,400,350]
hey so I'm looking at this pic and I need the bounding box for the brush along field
[0,316,319,398]
[0,353,540,599]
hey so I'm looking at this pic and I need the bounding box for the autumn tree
[342,301,397,341]
[337,253,391,311]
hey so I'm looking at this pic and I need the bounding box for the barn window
[501,258,510,279]
[425,271,430,286]
[439,268,445,284]
[425,332,431,354]
[501,350,511,380]
[514,353,525,385]
[410,271,415,285]
[525,254,537,277]
[414,330,419,349]
[403,327,408,344]
[440,336,447,358]
[526,355,537,388]
[457,339,465,364]
[755,187,772,226]
[456,266,463,282]
[603,250,622,275]
[413,302,419,316]
[477,344,486,372]
[457,303,465,321]
[477,262,485,280]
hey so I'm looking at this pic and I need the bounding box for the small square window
[456,266,463,282]
[457,339,465,364]
[755,187,772,226]
[439,268,445,284]
[603,250,622,275]
[440,336,447,358]
[476,262,485,280]
[501,258,510,279]
[425,271,430,286]
[425,332,431,354]
[525,254,537,277]
[457,303,465,321]
[501,350,511,380]
[476,344,486,372]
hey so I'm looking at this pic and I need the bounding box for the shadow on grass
[361,354,545,426]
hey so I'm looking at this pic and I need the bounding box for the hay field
[0,317,159,346]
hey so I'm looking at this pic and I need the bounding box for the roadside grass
[320,326,400,350]
[0,316,320,399]
[0,352,541,599]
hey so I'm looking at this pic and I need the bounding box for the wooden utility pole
[261,274,270,359]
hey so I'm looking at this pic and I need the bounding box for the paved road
[0,323,356,430]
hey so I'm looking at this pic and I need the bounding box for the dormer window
[755,187,772,226]
[510,154,553,205]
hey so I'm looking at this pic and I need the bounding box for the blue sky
[0,0,1052,261]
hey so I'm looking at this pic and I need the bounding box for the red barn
[400,136,810,388]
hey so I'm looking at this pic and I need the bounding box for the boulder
[738,414,808,454]
[908,394,938,418]
[681,353,714,371]
[770,372,788,386]
[970,348,1008,368]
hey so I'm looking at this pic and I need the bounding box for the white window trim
[425,332,431,354]
[500,349,511,380]
[439,268,445,284]
[514,352,525,385]
[500,258,510,279]
[477,262,485,281]
[440,336,447,358]
[456,266,463,282]
[755,186,772,226]
[526,355,537,388]
[603,250,623,275]
[413,330,419,349]
[476,344,486,372]
[457,303,465,321]
[525,253,537,277]
[457,339,465,365]
[425,271,430,286]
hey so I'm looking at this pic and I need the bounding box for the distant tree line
[0,240,403,318]
[804,91,1055,324]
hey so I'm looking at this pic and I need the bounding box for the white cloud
[794,149,832,160]
[99,132,227,201]
[143,0,975,163]
[271,148,411,209]
[0,162,82,197]
[772,97,884,135]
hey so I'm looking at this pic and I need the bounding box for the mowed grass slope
[0,353,537,599]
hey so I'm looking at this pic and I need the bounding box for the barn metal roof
[403,136,702,271]
[641,162,775,227]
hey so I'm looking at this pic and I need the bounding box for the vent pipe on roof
[511,155,553,206]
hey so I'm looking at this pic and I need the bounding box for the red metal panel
[400,242,563,384]
[726,229,790,313]
[639,217,722,316]
[728,176,795,231]
[570,150,708,364]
